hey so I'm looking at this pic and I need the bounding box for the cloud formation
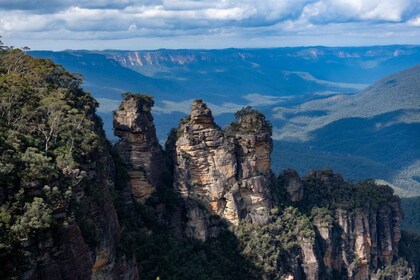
[0,0,419,49]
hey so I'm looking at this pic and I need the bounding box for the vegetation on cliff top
[235,207,314,279]
[298,177,399,213]
[225,106,273,136]
[119,91,154,112]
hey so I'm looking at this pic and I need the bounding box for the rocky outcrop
[279,168,304,202]
[334,204,402,280]
[227,106,273,224]
[114,93,164,202]
[300,237,320,280]
[304,170,404,280]
[166,100,238,240]
[166,101,272,239]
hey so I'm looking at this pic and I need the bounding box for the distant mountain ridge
[103,46,419,72]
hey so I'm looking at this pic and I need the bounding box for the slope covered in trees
[0,48,126,278]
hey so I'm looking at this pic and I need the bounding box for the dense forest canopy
[0,48,105,273]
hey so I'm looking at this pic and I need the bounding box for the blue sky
[1,0,419,50]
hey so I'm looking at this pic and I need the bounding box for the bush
[10,197,53,240]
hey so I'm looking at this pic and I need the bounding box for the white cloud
[0,0,418,49]
[408,16,420,26]
[302,0,415,23]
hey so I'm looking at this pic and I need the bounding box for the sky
[0,0,419,50]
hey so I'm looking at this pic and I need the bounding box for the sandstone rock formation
[114,93,164,202]
[304,170,403,280]
[167,101,272,239]
[333,203,402,280]
[100,98,413,279]
[226,106,273,224]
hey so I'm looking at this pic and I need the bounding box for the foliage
[10,197,53,240]
[310,207,334,229]
[375,258,414,280]
[226,106,273,136]
[298,177,398,213]
[234,106,263,119]
[21,147,57,181]
[120,92,154,112]
[235,207,315,279]
[0,49,103,276]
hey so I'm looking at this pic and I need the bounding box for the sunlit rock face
[167,100,272,239]
[304,170,403,280]
[114,94,164,202]
[226,105,273,224]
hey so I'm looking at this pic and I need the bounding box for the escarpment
[301,170,404,280]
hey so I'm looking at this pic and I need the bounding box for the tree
[10,197,53,240]
[21,147,57,182]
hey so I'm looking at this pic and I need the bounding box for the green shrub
[10,197,53,240]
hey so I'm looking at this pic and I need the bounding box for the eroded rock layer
[167,101,272,239]
[303,170,403,280]
[114,94,164,202]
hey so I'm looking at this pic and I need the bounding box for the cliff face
[166,100,272,239]
[333,202,402,280]
[162,100,408,279]
[114,94,164,202]
[302,170,404,280]
[226,106,273,224]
